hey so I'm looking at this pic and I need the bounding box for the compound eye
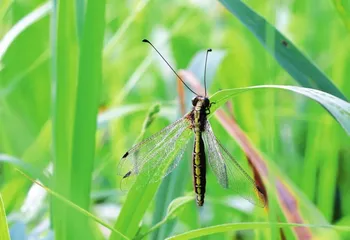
[192,97,198,106]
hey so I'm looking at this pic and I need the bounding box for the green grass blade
[0,2,51,63]
[110,105,163,240]
[165,222,350,240]
[17,170,129,240]
[110,183,161,240]
[0,121,51,212]
[138,196,194,239]
[218,0,347,101]
[0,194,10,240]
[0,154,48,184]
[97,104,154,128]
[209,85,350,135]
[68,0,106,238]
[103,0,151,56]
[150,161,189,240]
[51,0,78,238]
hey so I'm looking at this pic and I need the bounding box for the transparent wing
[118,114,193,191]
[203,121,266,207]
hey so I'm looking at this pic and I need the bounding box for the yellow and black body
[189,96,211,206]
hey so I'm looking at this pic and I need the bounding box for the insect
[118,39,266,207]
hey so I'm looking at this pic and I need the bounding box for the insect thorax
[190,97,209,132]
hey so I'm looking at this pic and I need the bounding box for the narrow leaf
[0,194,10,240]
[219,0,347,101]
[68,0,106,238]
[51,0,78,237]
[110,105,163,240]
[16,170,129,240]
[137,196,194,239]
[0,2,52,63]
[166,222,350,240]
[0,154,48,185]
[209,85,350,135]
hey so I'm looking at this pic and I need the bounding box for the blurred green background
[0,0,350,239]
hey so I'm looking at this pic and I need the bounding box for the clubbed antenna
[204,49,212,97]
[142,39,198,96]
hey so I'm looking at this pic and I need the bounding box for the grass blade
[0,194,10,240]
[0,154,48,184]
[181,69,350,135]
[219,0,347,101]
[166,222,350,240]
[209,85,350,135]
[110,105,163,240]
[138,196,194,239]
[51,0,78,238]
[16,170,129,240]
[68,0,106,238]
[0,2,51,63]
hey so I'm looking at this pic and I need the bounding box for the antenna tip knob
[207,48,212,52]
[142,39,150,43]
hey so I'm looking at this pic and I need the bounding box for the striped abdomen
[190,96,210,206]
[192,133,206,206]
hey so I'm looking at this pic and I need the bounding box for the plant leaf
[218,0,347,101]
[16,170,129,240]
[67,0,106,238]
[0,154,48,185]
[110,105,165,240]
[136,196,195,239]
[165,222,350,240]
[0,2,52,64]
[166,196,195,220]
[209,85,350,135]
[0,194,10,240]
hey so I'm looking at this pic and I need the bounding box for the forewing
[118,115,192,191]
[203,121,266,207]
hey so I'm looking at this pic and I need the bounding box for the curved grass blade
[98,104,152,128]
[209,85,350,135]
[16,170,129,240]
[218,0,347,101]
[0,154,48,185]
[136,196,195,239]
[103,0,151,56]
[0,2,52,63]
[165,222,350,240]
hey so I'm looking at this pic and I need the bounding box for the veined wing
[203,121,266,207]
[118,114,193,191]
